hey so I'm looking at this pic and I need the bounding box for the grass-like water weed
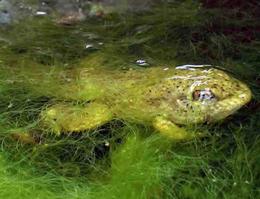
[0,0,259,198]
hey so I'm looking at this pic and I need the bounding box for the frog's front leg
[41,102,113,135]
[152,116,203,141]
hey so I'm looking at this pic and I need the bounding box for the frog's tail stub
[152,116,204,141]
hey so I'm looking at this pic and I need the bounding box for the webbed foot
[11,131,36,144]
[41,102,113,135]
[153,116,204,141]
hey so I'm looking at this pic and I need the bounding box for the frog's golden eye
[193,89,215,101]
[193,90,201,100]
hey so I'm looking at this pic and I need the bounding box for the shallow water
[0,1,259,199]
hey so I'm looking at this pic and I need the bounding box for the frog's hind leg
[41,102,114,135]
[152,116,204,141]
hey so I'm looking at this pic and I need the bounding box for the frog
[40,62,252,141]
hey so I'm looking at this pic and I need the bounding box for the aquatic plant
[0,0,259,198]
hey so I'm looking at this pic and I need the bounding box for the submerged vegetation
[0,0,259,198]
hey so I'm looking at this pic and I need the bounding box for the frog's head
[166,66,252,124]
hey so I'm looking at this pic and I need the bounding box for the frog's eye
[193,89,215,101]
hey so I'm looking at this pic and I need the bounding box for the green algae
[0,0,259,199]
[0,122,258,199]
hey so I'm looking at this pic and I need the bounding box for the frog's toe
[10,131,37,144]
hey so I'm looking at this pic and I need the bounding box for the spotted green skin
[42,65,252,137]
